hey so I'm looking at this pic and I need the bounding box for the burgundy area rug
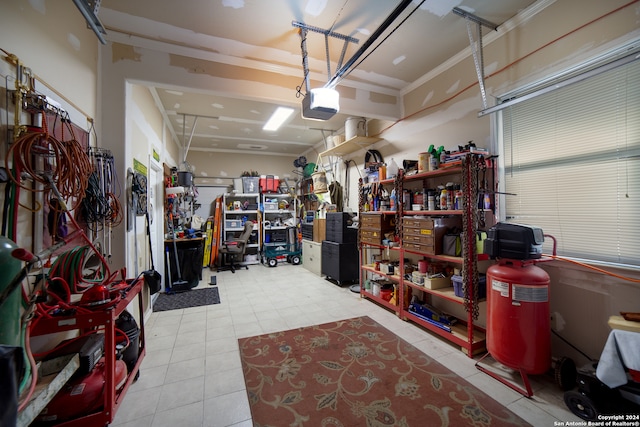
[238,316,530,427]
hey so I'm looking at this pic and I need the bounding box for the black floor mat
[153,287,220,312]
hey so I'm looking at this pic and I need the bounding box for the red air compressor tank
[486,260,550,375]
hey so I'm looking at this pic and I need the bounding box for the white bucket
[372,282,381,296]
[345,117,367,140]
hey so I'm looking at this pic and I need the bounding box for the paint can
[418,259,428,274]
[429,154,439,171]
[418,152,429,172]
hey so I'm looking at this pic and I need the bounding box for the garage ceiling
[99,0,538,157]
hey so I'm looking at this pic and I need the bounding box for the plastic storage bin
[452,274,486,299]
[260,175,279,193]
[242,177,260,193]
[301,223,313,240]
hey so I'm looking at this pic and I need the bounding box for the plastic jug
[387,158,399,178]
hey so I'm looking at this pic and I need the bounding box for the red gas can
[486,260,550,375]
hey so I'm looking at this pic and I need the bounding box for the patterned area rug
[239,316,530,427]
[153,287,220,312]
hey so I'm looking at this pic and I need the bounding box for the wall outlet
[550,311,566,332]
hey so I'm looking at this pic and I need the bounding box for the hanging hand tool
[133,192,139,277]
[168,212,189,291]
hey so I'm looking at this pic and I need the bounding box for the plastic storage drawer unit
[321,240,358,283]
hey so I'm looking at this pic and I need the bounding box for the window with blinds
[500,58,640,267]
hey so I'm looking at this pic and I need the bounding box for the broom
[142,212,161,294]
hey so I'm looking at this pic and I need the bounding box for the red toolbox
[260,175,279,193]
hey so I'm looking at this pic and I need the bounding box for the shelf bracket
[72,0,107,44]
[453,7,498,110]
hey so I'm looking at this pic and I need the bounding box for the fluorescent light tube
[263,107,294,131]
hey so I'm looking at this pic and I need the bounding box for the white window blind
[501,58,640,266]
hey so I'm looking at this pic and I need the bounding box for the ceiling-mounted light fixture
[263,107,294,131]
[301,88,340,121]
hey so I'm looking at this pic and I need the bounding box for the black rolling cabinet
[321,241,359,284]
[326,212,357,243]
[322,212,358,284]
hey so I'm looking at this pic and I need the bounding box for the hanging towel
[595,329,640,388]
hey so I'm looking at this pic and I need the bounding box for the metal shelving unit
[261,193,299,266]
[358,154,494,357]
[222,193,260,265]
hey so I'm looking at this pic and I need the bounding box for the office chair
[217,221,253,273]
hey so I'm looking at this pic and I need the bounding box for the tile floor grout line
[109,265,582,426]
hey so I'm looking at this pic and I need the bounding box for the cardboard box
[423,276,451,290]
[313,218,326,243]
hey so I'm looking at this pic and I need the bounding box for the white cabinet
[302,239,322,275]
[222,193,260,264]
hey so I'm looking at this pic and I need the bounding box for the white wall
[0,0,99,119]
[128,84,169,312]
[352,0,640,362]
[0,0,100,252]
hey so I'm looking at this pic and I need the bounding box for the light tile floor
[111,264,582,427]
